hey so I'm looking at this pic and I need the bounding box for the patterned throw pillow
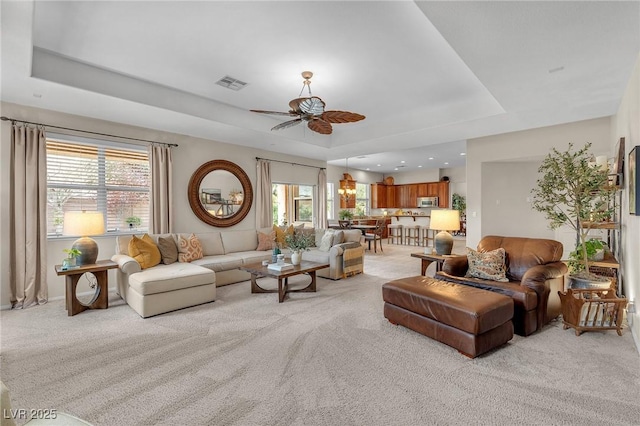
[157,235,178,264]
[128,234,161,269]
[273,224,294,248]
[256,231,276,251]
[178,233,204,263]
[465,247,509,282]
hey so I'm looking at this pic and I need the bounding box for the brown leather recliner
[435,235,567,336]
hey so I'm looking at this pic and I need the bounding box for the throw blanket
[342,242,364,277]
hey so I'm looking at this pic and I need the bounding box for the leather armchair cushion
[478,236,563,281]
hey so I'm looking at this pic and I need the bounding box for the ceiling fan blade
[307,118,332,135]
[250,109,298,116]
[299,96,326,116]
[321,110,366,123]
[271,118,302,131]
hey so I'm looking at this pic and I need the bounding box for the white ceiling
[1,1,638,174]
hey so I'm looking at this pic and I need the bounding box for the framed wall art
[630,146,639,215]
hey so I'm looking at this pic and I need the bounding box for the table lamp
[430,209,460,255]
[63,211,105,265]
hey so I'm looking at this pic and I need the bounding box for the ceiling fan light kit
[250,71,365,135]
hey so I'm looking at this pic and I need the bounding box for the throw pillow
[178,233,204,263]
[318,229,336,252]
[332,230,344,246]
[256,231,276,251]
[128,234,161,269]
[465,247,509,282]
[273,224,294,248]
[157,235,178,264]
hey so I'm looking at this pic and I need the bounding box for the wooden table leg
[250,273,270,293]
[421,259,433,276]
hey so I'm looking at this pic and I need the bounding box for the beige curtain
[10,124,48,308]
[149,145,173,234]
[317,168,327,229]
[255,159,272,229]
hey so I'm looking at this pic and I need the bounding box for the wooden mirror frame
[188,160,253,227]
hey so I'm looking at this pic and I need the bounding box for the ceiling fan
[250,71,365,135]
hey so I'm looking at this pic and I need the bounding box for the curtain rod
[1,116,179,147]
[256,156,326,170]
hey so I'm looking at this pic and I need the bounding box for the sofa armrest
[521,261,568,327]
[111,254,141,275]
[442,255,468,276]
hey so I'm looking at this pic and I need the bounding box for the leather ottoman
[382,276,514,358]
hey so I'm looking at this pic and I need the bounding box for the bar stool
[387,223,403,245]
[420,226,435,247]
[405,224,421,246]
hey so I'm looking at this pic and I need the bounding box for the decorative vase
[291,251,302,266]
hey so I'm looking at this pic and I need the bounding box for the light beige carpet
[1,241,639,425]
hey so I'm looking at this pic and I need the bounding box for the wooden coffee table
[239,260,329,303]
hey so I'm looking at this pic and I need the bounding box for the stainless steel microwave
[417,197,439,208]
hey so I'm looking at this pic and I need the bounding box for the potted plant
[125,216,141,230]
[531,142,616,288]
[338,209,354,221]
[452,193,467,219]
[284,232,315,265]
[62,248,82,269]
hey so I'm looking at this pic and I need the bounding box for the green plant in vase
[62,248,82,268]
[284,232,314,266]
[338,209,354,220]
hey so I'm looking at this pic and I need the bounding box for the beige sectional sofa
[112,228,364,317]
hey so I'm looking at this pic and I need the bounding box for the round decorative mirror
[188,160,253,227]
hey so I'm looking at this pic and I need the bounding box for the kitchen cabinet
[437,182,449,208]
[370,183,387,209]
[387,185,397,208]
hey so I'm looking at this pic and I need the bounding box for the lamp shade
[430,209,460,255]
[430,209,460,231]
[63,211,104,266]
[63,211,105,237]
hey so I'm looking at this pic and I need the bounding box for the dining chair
[364,218,385,253]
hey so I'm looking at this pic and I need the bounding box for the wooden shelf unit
[559,287,627,336]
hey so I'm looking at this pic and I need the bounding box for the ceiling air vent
[215,76,248,91]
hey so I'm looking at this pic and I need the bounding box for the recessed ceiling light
[394,167,398,171]
[428,157,434,160]
[444,162,449,165]
[377,164,381,167]
[366,168,370,171]
[400,160,406,164]
[460,152,466,156]
[418,165,423,168]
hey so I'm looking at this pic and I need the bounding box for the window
[46,135,150,237]
[355,183,369,216]
[327,183,334,219]
[272,183,314,226]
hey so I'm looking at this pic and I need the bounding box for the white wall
[466,117,613,249]
[612,53,640,350]
[481,161,554,241]
[0,102,326,304]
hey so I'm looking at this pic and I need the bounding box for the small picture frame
[630,146,639,215]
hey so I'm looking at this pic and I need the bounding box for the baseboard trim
[1,288,117,311]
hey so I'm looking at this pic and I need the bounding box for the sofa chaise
[112,228,364,317]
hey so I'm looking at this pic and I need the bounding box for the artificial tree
[531,142,616,280]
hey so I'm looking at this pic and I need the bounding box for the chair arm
[521,261,568,328]
[441,255,468,277]
[111,254,141,275]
